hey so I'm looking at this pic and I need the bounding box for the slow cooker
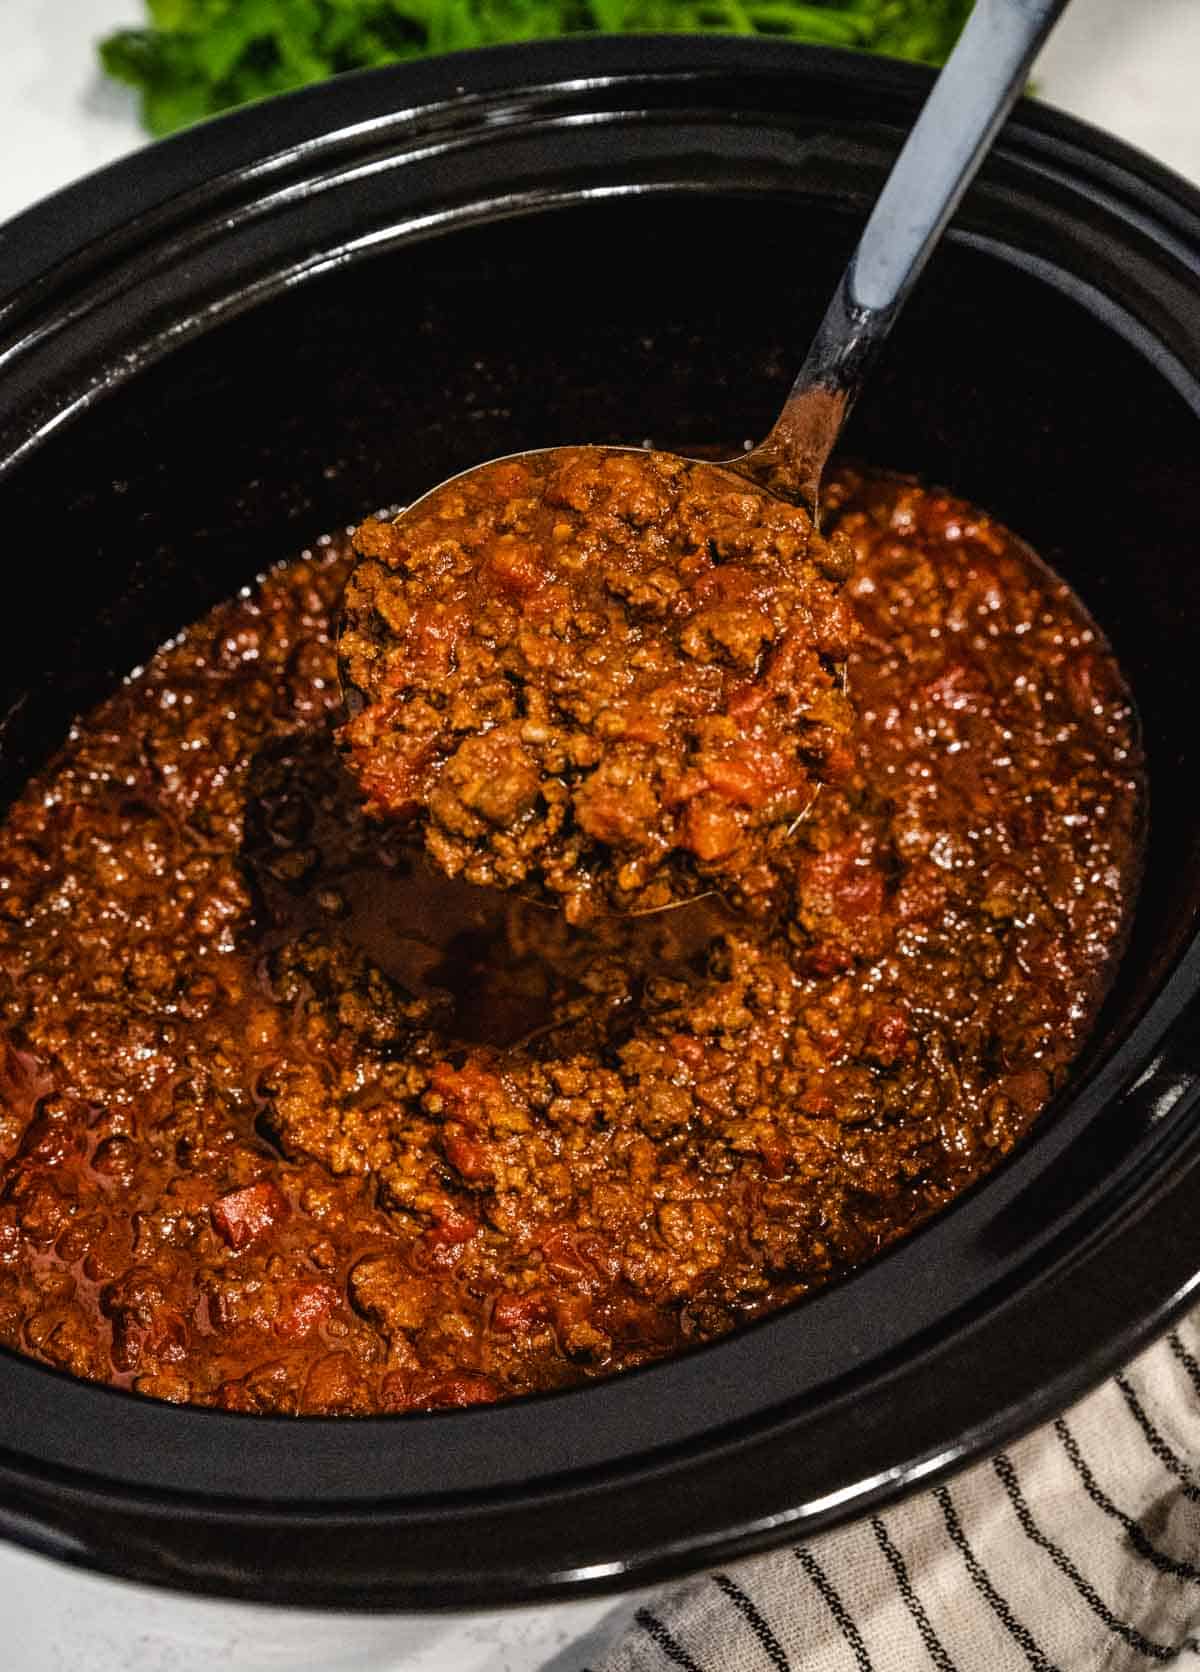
[0,37,1198,1609]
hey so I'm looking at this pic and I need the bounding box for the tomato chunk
[211,1181,289,1251]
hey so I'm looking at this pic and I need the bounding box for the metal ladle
[350,0,1070,536]
[726,0,1072,515]
[715,0,1070,851]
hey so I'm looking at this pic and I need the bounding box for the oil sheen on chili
[0,470,1144,1415]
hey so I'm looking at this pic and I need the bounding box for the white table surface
[1,2,1197,1667]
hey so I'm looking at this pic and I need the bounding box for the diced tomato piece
[405,602,466,680]
[668,1033,705,1069]
[442,1127,494,1185]
[420,1195,479,1269]
[491,1290,550,1333]
[726,679,767,723]
[276,1280,338,1341]
[211,1181,288,1251]
[428,1061,504,1116]
[353,725,435,820]
[432,1197,478,1242]
[540,1227,592,1283]
[539,1226,618,1287]
[148,1308,189,1364]
[800,836,886,924]
[702,756,769,808]
[487,541,543,596]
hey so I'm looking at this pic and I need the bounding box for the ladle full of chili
[339,0,1072,922]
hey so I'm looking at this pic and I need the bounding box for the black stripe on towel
[934,1484,1060,1672]
[871,1514,960,1671]
[794,1546,876,1672]
[712,1572,792,1671]
[1167,1330,1200,1402]
[635,1607,706,1672]
[993,1453,1187,1661]
[1055,1416,1200,1583]
[1114,1374,1200,1503]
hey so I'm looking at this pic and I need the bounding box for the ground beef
[0,471,1143,1415]
[338,447,858,922]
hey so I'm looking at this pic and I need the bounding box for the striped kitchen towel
[596,1309,1200,1671]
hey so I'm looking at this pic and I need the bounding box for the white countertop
[1,2,1197,1668]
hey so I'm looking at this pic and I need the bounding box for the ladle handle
[742,0,1072,509]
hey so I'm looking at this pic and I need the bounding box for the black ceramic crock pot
[0,37,1199,1611]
